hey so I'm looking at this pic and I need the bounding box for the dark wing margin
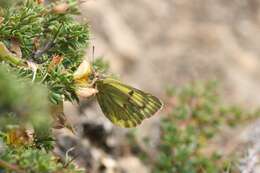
[96,78,163,128]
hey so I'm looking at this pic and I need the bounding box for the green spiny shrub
[153,82,259,173]
[128,82,259,173]
[0,0,90,172]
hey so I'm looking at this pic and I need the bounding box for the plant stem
[0,159,26,173]
[0,42,26,66]
[32,23,64,61]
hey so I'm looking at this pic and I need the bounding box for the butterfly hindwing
[96,78,163,128]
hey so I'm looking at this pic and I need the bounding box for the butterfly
[73,60,163,128]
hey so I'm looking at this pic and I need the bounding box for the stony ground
[62,1,260,172]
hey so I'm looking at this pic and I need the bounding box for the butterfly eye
[88,73,95,81]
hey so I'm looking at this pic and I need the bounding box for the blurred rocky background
[80,0,260,106]
[60,0,260,172]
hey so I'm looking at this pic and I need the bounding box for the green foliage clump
[0,64,51,138]
[0,1,90,172]
[0,64,80,172]
[0,0,90,104]
[150,82,258,173]
[0,0,23,8]
[0,145,83,173]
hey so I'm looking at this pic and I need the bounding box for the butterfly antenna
[92,45,95,64]
[91,46,96,72]
[91,45,98,78]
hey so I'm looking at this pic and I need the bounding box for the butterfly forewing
[96,78,163,128]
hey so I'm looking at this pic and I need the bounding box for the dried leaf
[0,42,24,65]
[76,87,98,98]
[0,17,4,25]
[52,3,69,14]
[10,38,22,58]
[33,37,41,50]
[48,55,64,71]
[6,128,34,147]
[37,0,45,4]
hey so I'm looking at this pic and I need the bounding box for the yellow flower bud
[73,60,94,86]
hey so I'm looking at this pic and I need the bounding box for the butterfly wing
[96,78,163,128]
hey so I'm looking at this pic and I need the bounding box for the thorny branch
[32,23,63,63]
